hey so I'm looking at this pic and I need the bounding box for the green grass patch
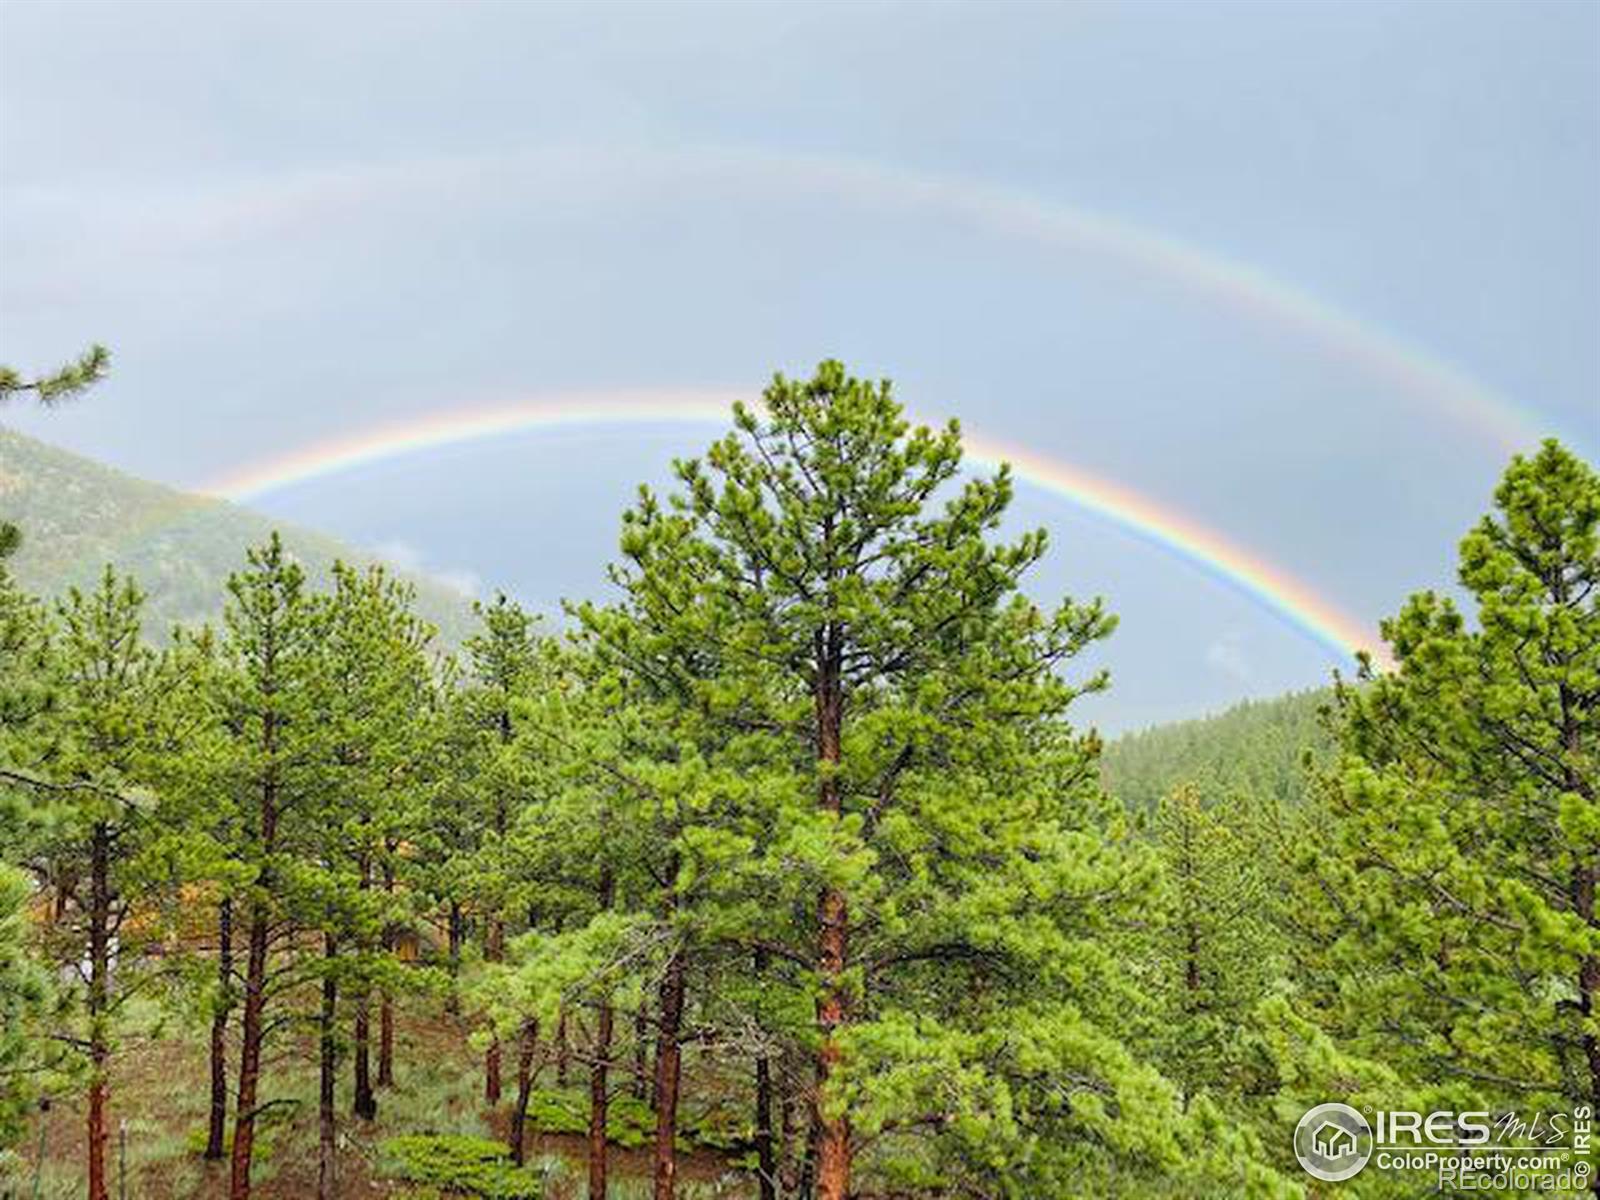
[377,1133,568,1199]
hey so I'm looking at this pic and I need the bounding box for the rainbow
[200,391,1389,667]
[128,144,1576,455]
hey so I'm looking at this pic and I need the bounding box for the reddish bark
[353,995,376,1120]
[446,900,463,1016]
[755,1051,776,1200]
[205,897,233,1160]
[557,1007,571,1087]
[651,945,686,1200]
[229,715,278,1200]
[813,626,852,1200]
[228,900,269,1200]
[484,915,504,1106]
[317,934,338,1200]
[378,993,395,1088]
[86,822,111,1200]
[589,861,616,1200]
[507,1020,539,1165]
[378,857,396,1088]
[588,996,615,1199]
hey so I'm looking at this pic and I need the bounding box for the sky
[1,0,1596,732]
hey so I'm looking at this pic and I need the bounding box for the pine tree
[580,362,1249,1197]
[458,596,541,1107]
[1306,440,1598,1117]
[0,556,63,1151]
[1138,784,1281,1109]
[0,863,51,1150]
[317,561,434,1140]
[216,534,332,1200]
[30,569,180,1200]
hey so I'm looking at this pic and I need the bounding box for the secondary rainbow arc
[200,392,1389,668]
[136,144,1578,456]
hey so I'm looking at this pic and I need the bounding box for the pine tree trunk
[353,995,376,1119]
[378,992,395,1088]
[557,1007,570,1088]
[651,944,686,1200]
[446,900,463,1016]
[755,1051,777,1200]
[484,919,503,1104]
[86,823,111,1200]
[589,861,616,1200]
[813,637,851,1200]
[507,1019,538,1165]
[779,1085,804,1199]
[205,897,233,1160]
[229,651,281,1200]
[814,889,850,1200]
[752,947,776,1200]
[378,858,396,1088]
[589,998,614,1199]
[799,1107,819,1200]
[317,934,338,1200]
[228,901,269,1200]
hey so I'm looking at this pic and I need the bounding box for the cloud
[1204,631,1254,684]
[432,568,483,599]
[371,538,481,599]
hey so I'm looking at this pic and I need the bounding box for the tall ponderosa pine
[217,535,331,1200]
[584,363,1243,1197]
[459,596,540,1106]
[306,563,432,1196]
[319,563,434,1133]
[33,570,180,1200]
[1307,440,1598,1117]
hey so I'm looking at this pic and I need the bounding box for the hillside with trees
[1,361,1595,1200]
[0,428,475,643]
[1099,688,1334,812]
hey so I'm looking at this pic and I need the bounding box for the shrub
[377,1133,548,1199]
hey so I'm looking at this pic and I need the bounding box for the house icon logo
[1294,1102,1373,1182]
[1312,1121,1356,1159]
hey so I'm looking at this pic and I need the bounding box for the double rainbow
[201,391,1389,667]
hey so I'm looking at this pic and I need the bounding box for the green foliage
[0,863,51,1147]
[1101,688,1333,812]
[2,366,1588,1199]
[0,345,108,405]
[1293,439,1599,1116]
[377,1134,556,1199]
[576,361,1281,1193]
[1134,784,1284,1107]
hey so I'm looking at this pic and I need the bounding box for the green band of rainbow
[200,392,1388,667]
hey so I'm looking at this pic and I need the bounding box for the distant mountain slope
[1099,687,1336,809]
[0,427,475,643]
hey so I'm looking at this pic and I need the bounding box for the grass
[8,994,757,1198]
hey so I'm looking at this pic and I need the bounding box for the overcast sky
[2,0,1595,731]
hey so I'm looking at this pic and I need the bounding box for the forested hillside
[3,363,1596,1200]
[1100,688,1334,810]
[0,428,474,643]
